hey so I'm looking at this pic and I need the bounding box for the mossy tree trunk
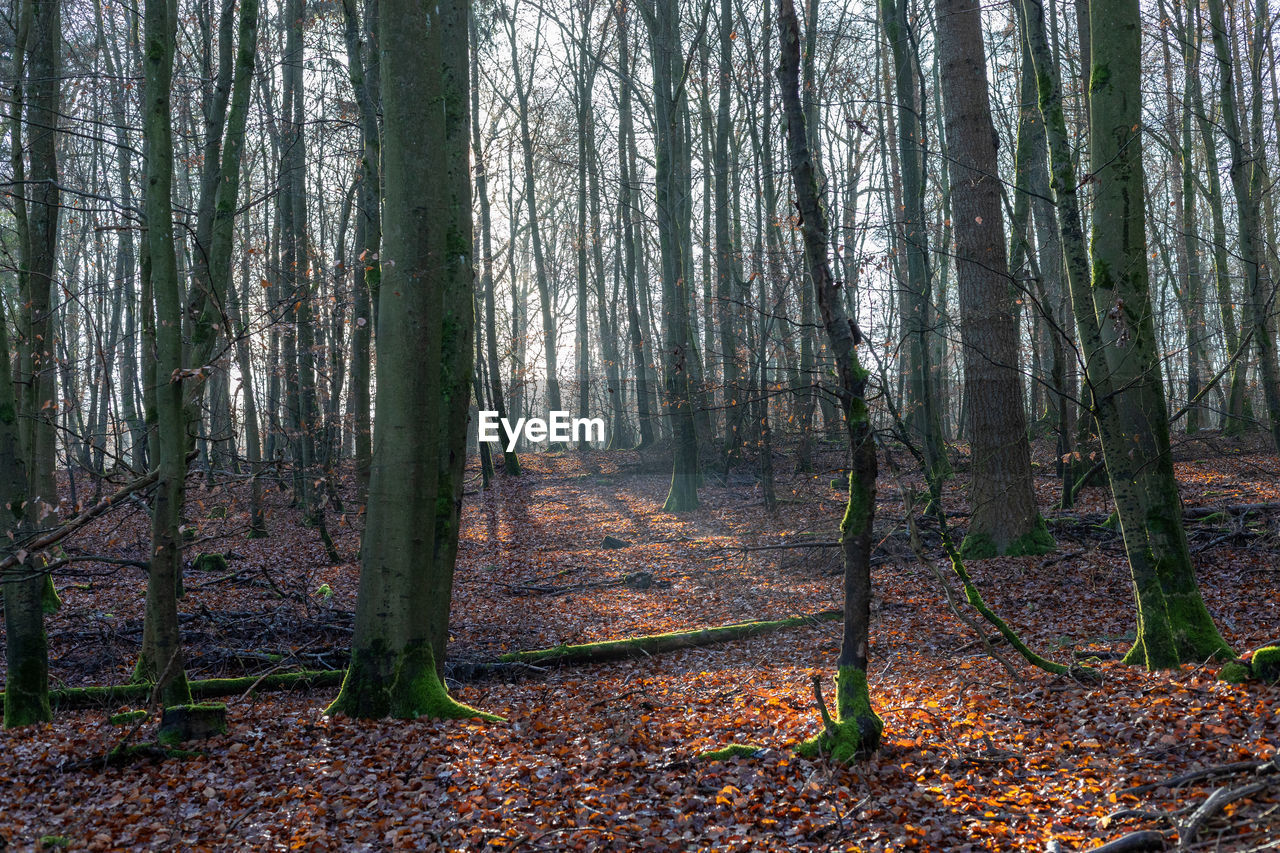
[137,0,191,707]
[328,0,492,721]
[16,0,61,621]
[1021,0,1231,669]
[936,0,1050,559]
[778,0,882,761]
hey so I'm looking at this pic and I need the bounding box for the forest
[1,0,1279,847]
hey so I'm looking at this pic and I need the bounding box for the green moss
[39,836,71,850]
[958,531,997,560]
[389,640,502,722]
[192,552,228,572]
[1090,63,1111,93]
[207,506,227,519]
[1217,661,1253,684]
[1003,516,1056,557]
[1251,646,1280,683]
[41,576,61,614]
[315,583,333,599]
[246,527,269,540]
[157,703,227,746]
[698,743,767,761]
[1199,511,1228,525]
[109,709,149,725]
[794,667,883,763]
[329,640,501,722]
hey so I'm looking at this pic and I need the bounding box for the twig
[811,673,836,735]
[1120,759,1277,796]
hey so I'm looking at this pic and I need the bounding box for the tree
[935,0,1051,558]
[778,0,882,762]
[1021,0,1231,670]
[879,0,947,481]
[643,0,701,512]
[327,0,495,720]
[136,0,192,706]
[1204,0,1280,452]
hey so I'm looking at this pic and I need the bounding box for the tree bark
[936,0,1049,558]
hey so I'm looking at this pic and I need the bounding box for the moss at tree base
[794,667,883,763]
[959,516,1055,560]
[1003,516,1056,557]
[327,641,502,722]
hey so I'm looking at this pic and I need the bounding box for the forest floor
[1,434,1278,851]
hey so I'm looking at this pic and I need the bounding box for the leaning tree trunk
[778,0,883,762]
[328,0,493,721]
[936,0,1051,558]
[1022,0,1231,670]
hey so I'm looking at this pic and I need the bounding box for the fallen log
[9,670,346,714]
[6,611,847,716]
[498,610,842,666]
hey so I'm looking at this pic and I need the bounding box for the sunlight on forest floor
[1,436,1278,850]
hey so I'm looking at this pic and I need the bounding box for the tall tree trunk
[340,0,379,496]
[936,0,1050,558]
[506,10,562,414]
[1205,0,1280,451]
[880,0,947,479]
[617,6,654,450]
[137,0,192,706]
[328,0,490,720]
[1022,0,1231,669]
[645,0,700,512]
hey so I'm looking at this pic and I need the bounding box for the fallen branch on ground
[1119,758,1277,796]
[1178,779,1275,846]
[498,611,842,666]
